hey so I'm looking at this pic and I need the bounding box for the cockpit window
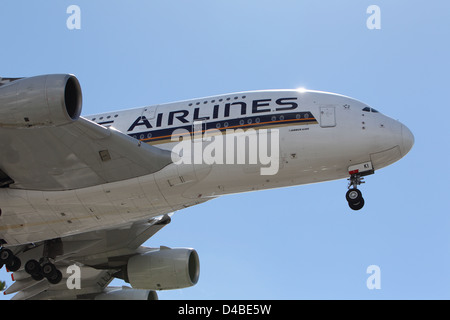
[362,107,379,113]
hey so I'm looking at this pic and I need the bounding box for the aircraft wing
[0,75,198,300]
[5,214,172,300]
[0,117,173,191]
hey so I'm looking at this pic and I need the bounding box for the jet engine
[94,288,158,300]
[127,247,200,290]
[0,74,82,127]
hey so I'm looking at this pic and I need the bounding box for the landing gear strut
[1,240,63,285]
[24,239,63,285]
[24,258,62,284]
[346,173,365,211]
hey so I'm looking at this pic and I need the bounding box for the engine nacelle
[0,74,82,127]
[94,288,158,300]
[127,247,200,290]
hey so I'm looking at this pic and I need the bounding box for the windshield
[362,107,379,113]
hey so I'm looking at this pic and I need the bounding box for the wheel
[6,256,21,272]
[31,272,44,281]
[48,270,62,285]
[0,248,13,265]
[25,259,41,275]
[346,188,363,203]
[42,262,57,279]
[348,197,365,211]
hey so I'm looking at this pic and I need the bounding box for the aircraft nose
[400,124,414,156]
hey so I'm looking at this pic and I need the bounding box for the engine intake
[0,74,82,127]
[127,247,200,291]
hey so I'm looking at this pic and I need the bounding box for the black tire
[348,197,365,211]
[25,259,41,275]
[6,256,21,272]
[346,189,363,203]
[31,272,45,281]
[48,270,62,285]
[42,262,57,279]
[0,248,13,265]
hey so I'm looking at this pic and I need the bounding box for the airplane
[0,74,413,299]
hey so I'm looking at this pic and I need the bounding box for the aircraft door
[319,106,336,127]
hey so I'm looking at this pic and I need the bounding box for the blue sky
[1,1,449,299]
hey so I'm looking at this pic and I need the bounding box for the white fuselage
[0,89,414,245]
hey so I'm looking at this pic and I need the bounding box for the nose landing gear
[346,173,365,211]
[345,161,374,211]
